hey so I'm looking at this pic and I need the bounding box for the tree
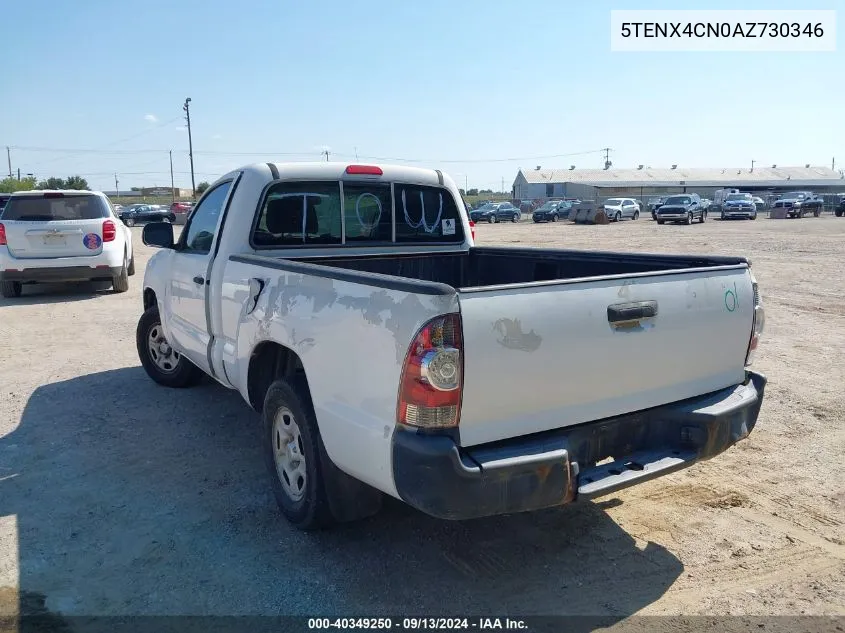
[459,188,466,196]
[0,176,37,193]
[195,181,210,195]
[37,177,66,190]
[63,175,89,190]
[467,188,479,196]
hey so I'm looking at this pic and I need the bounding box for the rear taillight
[102,220,116,242]
[0,223,6,246]
[397,313,463,429]
[345,164,383,176]
[469,220,476,241]
[745,275,765,367]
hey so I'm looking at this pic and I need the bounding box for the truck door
[165,180,234,374]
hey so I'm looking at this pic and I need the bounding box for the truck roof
[219,162,449,189]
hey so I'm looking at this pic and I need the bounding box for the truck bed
[294,246,748,290]
[229,246,754,447]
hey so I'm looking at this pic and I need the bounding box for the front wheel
[512,213,519,223]
[685,212,693,225]
[263,378,334,530]
[614,212,621,222]
[1,280,22,298]
[751,213,757,220]
[551,214,558,222]
[813,209,820,217]
[136,306,203,388]
[487,215,496,224]
[657,219,665,225]
[124,217,135,227]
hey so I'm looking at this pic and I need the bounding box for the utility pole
[501,176,504,194]
[833,157,836,171]
[17,168,20,181]
[183,97,196,198]
[602,147,612,169]
[115,174,119,198]
[354,146,358,160]
[322,149,330,162]
[751,159,756,173]
[169,150,175,202]
[6,146,11,178]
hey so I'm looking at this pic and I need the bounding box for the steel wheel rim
[147,323,180,373]
[273,407,307,502]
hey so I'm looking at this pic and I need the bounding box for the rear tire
[128,252,136,276]
[125,218,135,227]
[633,211,639,220]
[1,281,22,298]
[614,212,621,222]
[699,211,706,223]
[263,378,335,531]
[512,213,519,223]
[488,215,495,224]
[136,306,203,388]
[112,253,130,293]
[551,214,558,222]
[657,219,665,225]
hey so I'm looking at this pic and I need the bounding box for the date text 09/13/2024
[308,617,527,630]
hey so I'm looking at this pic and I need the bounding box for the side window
[252,181,342,247]
[343,182,392,243]
[183,181,232,254]
[395,183,466,243]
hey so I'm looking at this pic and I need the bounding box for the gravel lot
[1,215,843,621]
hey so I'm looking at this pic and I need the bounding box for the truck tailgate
[457,266,754,447]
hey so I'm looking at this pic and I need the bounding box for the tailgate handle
[607,300,658,323]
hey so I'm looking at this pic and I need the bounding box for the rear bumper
[392,371,766,520]
[0,265,122,283]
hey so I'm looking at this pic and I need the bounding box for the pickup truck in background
[772,191,823,218]
[655,193,707,225]
[137,162,767,530]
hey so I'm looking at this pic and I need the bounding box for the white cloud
[144,114,159,124]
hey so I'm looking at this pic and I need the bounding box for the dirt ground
[0,215,843,622]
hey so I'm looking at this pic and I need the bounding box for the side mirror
[142,221,175,249]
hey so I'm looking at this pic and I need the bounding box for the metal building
[512,165,845,203]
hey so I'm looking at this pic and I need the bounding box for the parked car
[469,201,521,223]
[137,161,766,530]
[700,198,712,210]
[655,193,706,224]
[835,195,845,217]
[531,200,570,223]
[721,193,758,220]
[0,190,134,297]
[0,194,10,213]
[648,197,668,220]
[751,196,766,211]
[601,198,640,222]
[170,201,195,225]
[771,191,823,218]
[119,203,176,226]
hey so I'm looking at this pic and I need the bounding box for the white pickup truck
[137,162,767,530]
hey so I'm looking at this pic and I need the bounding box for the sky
[1,0,842,192]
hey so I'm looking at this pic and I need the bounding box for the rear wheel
[699,210,706,223]
[751,213,757,220]
[263,378,334,530]
[633,210,639,220]
[512,213,519,223]
[1,281,22,298]
[657,219,665,225]
[813,209,820,217]
[551,214,558,222]
[136,306,203,388]
[112,251,130,293]
[124,217,135,227]
[836,209,843,217]
[128,252,136,276]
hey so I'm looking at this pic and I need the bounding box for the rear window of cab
[251,181,465,248]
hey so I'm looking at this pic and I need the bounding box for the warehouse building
[512,165,845,203]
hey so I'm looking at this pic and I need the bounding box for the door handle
[193,276,205,285]
[607,300,658,323]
